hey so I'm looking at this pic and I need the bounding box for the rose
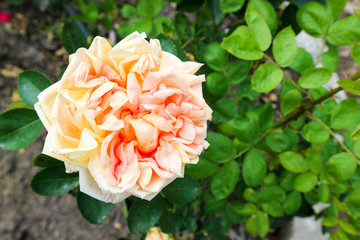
[145,227,173,240]
[35,32,212,203]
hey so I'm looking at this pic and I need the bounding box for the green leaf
[322,217,338,227]
[299,67,333,89]
[258,186,286,203]
[243,188,259,203]
[61,23,88,55]
[77,191,114,225]
[279,151,308,173]
[162,175,200,204]
[220,0,244,13]
[233,113,259,144]
[228,60,251,84]
[262,202,284,217]
[345,190,360,217]
[284,191,302,214]
[205,193,226,214]
[290,48,315,73]
[0,109,43,150]
[204,132,236,163]
[245,212,269,238]
[205,42,229,72]
[265,132,289,153]
[355,9,360,20]
[301,121,330,143]
[282,4,301,34]
[296,2,331,38]
[322,47,339,72]
[339,219,357,236]
[153,16,173,36]
[212,98,237,123]
[306,147,323,174]
[184,215,197,232]
[33,154,63,168]
[280,171,296,191]
[245,8,271,51]
[221,27,263,60]
[338,79,360,96]
[281,89,302,115]
[257,103,274,133]
[318,183,330,202]
[251,62,284,92]
[158,211,183,233]
[242,149,266,187]
[210,0,225,25]
[30,166,78,196]
[329,229,349,240]
[210,161,240,200]
[137,0,164,18]
[321,152,357,184]
[185,155,217,180]
[294,172,318,192]
[18,70,52,108]
[226,202,247,223]
[128,195,165,234]
[206,72,231,96]
[351,43,360,66]
[327,0,348,19]
[229,202,258,218]
[327,16,360,46]
[205,215,228,235]
[121,4,137,18]
[247,0,278,35]
[273,26,298,67]
[331,98,358,130]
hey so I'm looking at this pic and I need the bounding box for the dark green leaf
[184,215,197,232]
[18,70,51,107]
[30,166,78,196]
[284,191,302,214]
[186,155,217,180]
[251,62,284,92]
[226,202,250,222]
[242,149,266,187]
[265,132,289,153]
[205,215,228,234]
[33,154,63,168]
[204,193,226,214]
[228,60,251,84]
[212,98,237,123]
[0,109,43,150]
[206,72,231,96]
[159,211,183,233]
[210,161,240,200]
[61,23,88,54]
[128,195,165,234]
[77,191,114,225]
[204,132,236,163]
[162,175,200,204]
[258,186,286,203]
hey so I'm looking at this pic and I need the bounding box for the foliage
[2,0,360,239]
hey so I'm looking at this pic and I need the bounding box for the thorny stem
[263,53,314,101]
[304,112,360,164]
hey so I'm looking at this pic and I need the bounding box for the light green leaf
[327,0,348,18]
[306,147,323,174]
[284,191,302,214]
[18,70,52,108]
[245,212,269,238]
[121,4,137,18]
[322,217,338,227]
[327,16,360,45]
[247,0,278,35]
[205,42,229,72]
[206,72,231,96]
[220,0,244,13]
[210,161,240,200]
[251,62,284,92]
[0,109,43,150]
[301,121,330,143]
[204,132,236,163]
[338,79,360,96]
[77,191,114,225]
[245,8,271,51]
[339,219,357,235]
[322,47,339,72]
[351,43,360,66]
[290,48,314,73]
[299,67,332,89]
[258,186,286,203]
[162,175,200,204]
[137,0,164,18]
[318,183,330,202]
[321,152,357,184]
[262,202,284,217]
[281,89,302,115]
[296,2,331,37]
[294,172,318,192]
[279,151,308,173]
[273,26,298,67]
[265,132,289,153]
[221,31,263,60]
[345,190,360,217]
[331,98,358,130]
[242,149,267,187]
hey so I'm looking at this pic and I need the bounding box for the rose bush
[34,32,212,203]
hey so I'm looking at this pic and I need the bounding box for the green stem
[304,112,360,164]
[315,35,328,66]
[181,27,205,49]
[263,54,314,100]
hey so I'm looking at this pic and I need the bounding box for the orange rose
[35,32,212,203]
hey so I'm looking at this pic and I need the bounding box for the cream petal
[127,72,142,107]
[129,119,159,153]
[88,36,113,57]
